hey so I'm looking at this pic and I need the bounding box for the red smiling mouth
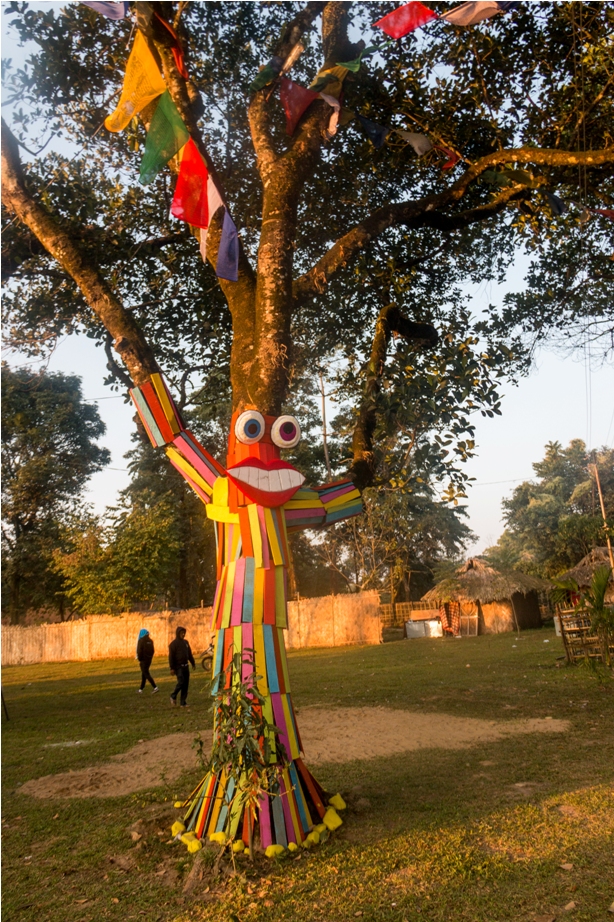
[227,458,305,507]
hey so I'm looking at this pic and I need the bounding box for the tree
[2,0,613,851]
[485,440,614,578]
[1,363,110,622]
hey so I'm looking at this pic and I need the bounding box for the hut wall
[479,600,515,634]
[511,591,542,630]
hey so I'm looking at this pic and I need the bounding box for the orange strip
[238,507,254,558]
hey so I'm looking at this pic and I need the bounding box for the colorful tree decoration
[139,91,190,185]
[104,31,166,133]
[128,379,361,850]
[441,1,519,26]
[170,139,209,229]
[280,78,320,136]
[80,1,128,19]
[373,1,438,39]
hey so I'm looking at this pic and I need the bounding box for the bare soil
[18,707,568,800]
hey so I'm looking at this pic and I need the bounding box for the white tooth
[278,469,291,490]
[246,467,259,487]
[258,470,270,491]
[269,469,283,492]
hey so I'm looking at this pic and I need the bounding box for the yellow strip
[206,504,240,524]
[220,561,236,629]
[281,695,300,760]
[247,503,263,568]
[151,373,180,435]
[252,625,268,695]
[232,625,242,690]
[166,446,213,495]
[277,628,291,693]
[207,769,226,835]
[323,488,361,509]
[264,508,283,566]
[253,567,265,624]
[283,498,324,510]
[292,489,322,501]
[275,566,286,627]
[278,508,290,562]
[213,477,229,506]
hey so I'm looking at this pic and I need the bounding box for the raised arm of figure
[283,480,363,532]
[130,374,225,506]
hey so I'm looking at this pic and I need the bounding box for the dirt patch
[19,707,568,800]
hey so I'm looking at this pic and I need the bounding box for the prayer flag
[441,1,518,26]
[373,2,437,39]
[216,210,239,282]
[434,144,460,169]
[320,93,341,139]
[396,129,432,155]
[309,65,348,97]
[105,31,166,133]
[153,10,189,79]
[250,57,284,93]
[357,115,389,148]
[339,108,356,127]
[81,1,127,18]
[279,78,319,136]
[592,208,614,221]
[200,176,225,261]
[139,90,190,185]
[544,192,567,217]
[171,138,209,228]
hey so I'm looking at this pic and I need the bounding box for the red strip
[141,382,174,443]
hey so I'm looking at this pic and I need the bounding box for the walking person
[169,626,195,708]
[137,628,159,694]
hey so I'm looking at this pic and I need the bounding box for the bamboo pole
[590,463,614,570]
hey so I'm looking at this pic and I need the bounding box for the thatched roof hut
[422,558,551,634]
[558,547,614,602]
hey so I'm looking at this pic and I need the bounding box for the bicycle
[200,641,215,674]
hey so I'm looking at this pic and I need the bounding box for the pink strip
[258,791,273,848]
[172,434,218,487]
[320,484,354,503]
[278,773,297,844]
[257,506,270,568]
[271,692,291,764]
[242,622,254,682]
[230,558,245,626]
[284,507,324,520]
[167,457,209,503]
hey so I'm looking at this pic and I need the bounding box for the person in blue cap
[136,629,159,694]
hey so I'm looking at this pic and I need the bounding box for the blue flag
[81,2,128,19]
[357,115,389,149]
[216,210,239,282]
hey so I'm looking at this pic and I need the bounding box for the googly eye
[271,415,301,449]
[235,410,265,445]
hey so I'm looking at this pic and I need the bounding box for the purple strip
[230,558,245,626]
[258,791,273,848]
[271,692,291,764]
[257,506,270,569]
[284,507,324,520]
[278,773,297,844]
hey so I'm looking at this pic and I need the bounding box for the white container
[424,619,443,638]
[405,620,426,639]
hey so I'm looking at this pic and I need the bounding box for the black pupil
[282,422,294,435]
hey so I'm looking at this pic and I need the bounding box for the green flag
[139,91,190,185]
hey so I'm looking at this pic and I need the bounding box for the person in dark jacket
[136,628,159,694]
[168,626,195,707]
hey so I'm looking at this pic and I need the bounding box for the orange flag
[105,31,166,133]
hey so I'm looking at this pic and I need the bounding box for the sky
[2,1,613,556]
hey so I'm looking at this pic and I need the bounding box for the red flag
[153,10,189,79]
[171,139,209,228]
[280,78,319,136]
[373,2,438,39]
[434,144,460,169]
[592,208,614,221]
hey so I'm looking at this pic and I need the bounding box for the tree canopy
[485,440,614,578]
[1,1,613,577]
[1,363,110,621]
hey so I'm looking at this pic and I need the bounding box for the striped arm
[130,373,225,505]
[283,480,362,532]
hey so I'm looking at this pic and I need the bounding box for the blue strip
[270,792,287,846]
[263,625,280,693]
[242,557,255,623]
[289,762,310,833]
[131,388,164,447]
[211,630,224,694]
[216,776,235,832]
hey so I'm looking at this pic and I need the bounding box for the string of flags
[81,0,612,273]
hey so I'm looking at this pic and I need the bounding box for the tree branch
[293,147,614,305]
[350,304,438,491]
[1,118,158,385]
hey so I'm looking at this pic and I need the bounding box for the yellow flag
[105,31,166,133]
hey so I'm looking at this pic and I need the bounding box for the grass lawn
[2,628,613,922]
